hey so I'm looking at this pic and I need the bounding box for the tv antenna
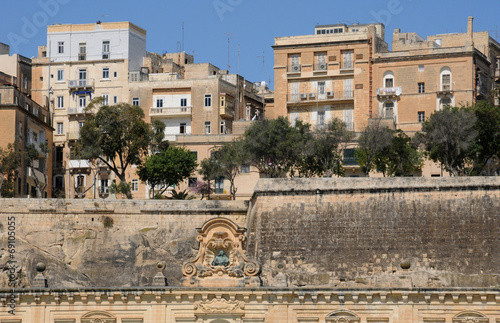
[225,33,234,71]
[257,51,265,81]
[181,22,185,52]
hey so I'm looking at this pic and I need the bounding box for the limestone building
[31,21,147,199]
[0,44,53,198]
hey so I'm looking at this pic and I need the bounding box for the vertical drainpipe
[368,34,373,120]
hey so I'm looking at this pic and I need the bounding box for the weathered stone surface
[247,177,500,288]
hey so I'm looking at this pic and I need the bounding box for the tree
[418,107,477,176]
[137,146,198,198]
[79,99,164,199]
[242,117,311,178]
[25,142,50,198]
[190,180,214,200]
[468,100,500,175]
[211,140,248,200]
[0,144,20,198]
[198,157,221,200]
[298,119,354,177]
[355,120,394,176]
[385,130,424,177]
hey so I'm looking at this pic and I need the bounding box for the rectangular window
[0,93,2,104]
[191,151,198,160]
[220,120,227,134]
[78,121,85,131]
[23,76,28,89]
[180,98,187,107]
[290,54,300,72]
[102,94,109,106]
[114,71,117,77]
[418,82,425,93]
[131,179,139,192]
[79,43,86,61]
[156,98,163,108]
[316,53,327,70]
[317,111,325,130]
[188,177,197,188]
[57,96,64,108]
[180,123,186,134]
[32,131,38,143]
[58,41,64,54]
[241,164,250,173]
[18,121,23,138]
[343,79,353,98]
[442,74,451,91]
[132,98,139,106]
[318,81,326,95]
[342,51,353,69]
[204,94,212,107]
[215,176,224,194]
[102,40,110,59]
[57,122,64,135]
[418,111,425,122]
[57,69,64,81]
[204,121,211,134]
[418,65,424,72]
[385,78,394,88]
[79,96,86,108]
[102,68,110,79]
[114,96,117,104]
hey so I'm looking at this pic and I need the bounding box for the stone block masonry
[1,177,500,289]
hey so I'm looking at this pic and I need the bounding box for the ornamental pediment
[194,297,245,314]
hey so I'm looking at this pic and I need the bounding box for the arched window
[452,311,488,323]
[440,67,452,91]
[383,71,395,88]
[439,96,452,110]
[326,310,361,322]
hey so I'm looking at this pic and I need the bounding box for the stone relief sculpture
[182,218,261,287]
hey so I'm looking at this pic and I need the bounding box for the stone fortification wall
[0,199,247,288]
[247,177,500,289]
[1,177,500,290]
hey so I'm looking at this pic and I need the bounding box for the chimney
[467,16,474,44]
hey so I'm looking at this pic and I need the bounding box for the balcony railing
[377,87,402,97]
[99,186,109,194]
[287,91,354,102]
[313,63,328,71]
[68,79,95,88]
[27,168,46,185]
[287,65,302,74]
[149,107,192,118]
[68,108,88,115]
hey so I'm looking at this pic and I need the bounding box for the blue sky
[1,0,499,89]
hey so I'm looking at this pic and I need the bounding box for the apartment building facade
[273,18,500,177]
[272,23,388,132]
[129,62,266,199]
[0,44,53,197]
[31,22,147,198]
[372,17,500,134]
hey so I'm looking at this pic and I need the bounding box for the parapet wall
[1,177,500,289]
[247,177,500,288]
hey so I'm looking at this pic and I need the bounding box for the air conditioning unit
[326,91,334,97]
[68,108,77,114]
[300,93,307,99]
[291,65,301,72]
[68,80,77,87]
[309,93,316,98]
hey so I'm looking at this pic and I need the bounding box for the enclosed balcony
[149,107,192,118]
[220,106,235,118]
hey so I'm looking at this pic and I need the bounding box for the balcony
[377,87,402,98]
[69,160,90,169]
[149,107,192,118]
[68,79,95,89]
[67,131,80,140]
[68,108,89,116]
[436,84,453,96]
[220,106,235,118]
[495,68,500,79]
[287,90,354,103]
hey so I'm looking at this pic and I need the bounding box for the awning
[72,91,92,100]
